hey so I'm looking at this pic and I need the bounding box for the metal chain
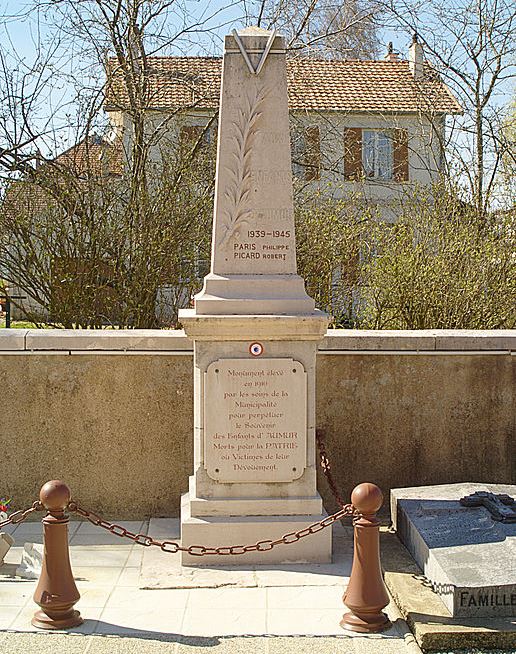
[63,429,354,557]
[1,430,349,557]
[0,435,351,557]
[316,428,347,509]
[0,501,43,529]
[67,501,356,557]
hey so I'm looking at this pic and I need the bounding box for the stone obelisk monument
[179,27,330,565]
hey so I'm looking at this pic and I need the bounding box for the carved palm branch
[218,84,269,249]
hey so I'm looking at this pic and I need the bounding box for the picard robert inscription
[204,358,307,483]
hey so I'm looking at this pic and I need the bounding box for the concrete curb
[381,529,516,651]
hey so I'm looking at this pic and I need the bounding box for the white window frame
[362,130,393,180]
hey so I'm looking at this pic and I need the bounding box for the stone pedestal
[180,314,330,565]
[181,497,331,566]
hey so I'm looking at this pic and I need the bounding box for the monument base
[180,493,332,566]
[194,273,316,315]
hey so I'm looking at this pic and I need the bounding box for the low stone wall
[1,329,514,518]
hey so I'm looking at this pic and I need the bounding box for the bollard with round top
[32,480,83,630]
[341,482,391,633]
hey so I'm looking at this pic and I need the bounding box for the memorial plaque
[204,358,307,482]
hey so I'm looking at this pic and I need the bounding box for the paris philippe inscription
[204,358,307,483]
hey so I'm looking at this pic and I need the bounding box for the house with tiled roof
[3,35,462,323]
[104,34,461,220]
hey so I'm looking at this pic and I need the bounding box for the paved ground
[0,519,423,653]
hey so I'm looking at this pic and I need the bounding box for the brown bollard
[341,483,391,633]
[32,481,83,630]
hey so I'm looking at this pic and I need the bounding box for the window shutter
[393,128,409,182]
[304,126,320,181]
[180,125,203,146]
[344,128,363,180]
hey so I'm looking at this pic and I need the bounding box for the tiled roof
[2,136,124,217]
[2,180,54,217]
[105,56,462,115]
[53,135,124,176]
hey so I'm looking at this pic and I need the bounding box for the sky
[0,0,409,65]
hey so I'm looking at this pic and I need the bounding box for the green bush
[296,184,515,329]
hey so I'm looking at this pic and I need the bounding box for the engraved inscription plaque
[204,358,307,482]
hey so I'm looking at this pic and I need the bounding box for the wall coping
[0,328,514,352]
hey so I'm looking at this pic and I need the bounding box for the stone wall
[1,329,514,518]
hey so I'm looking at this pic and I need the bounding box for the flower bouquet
[0,498,15,563]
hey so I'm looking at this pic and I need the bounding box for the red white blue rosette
[249,342,264,357]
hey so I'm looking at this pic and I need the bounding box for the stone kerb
[0,329,28,350]
[320,329,516,352]
[0,329,514,353]
[24,329,191,352]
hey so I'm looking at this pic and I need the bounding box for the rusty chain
[316,428,347,509]
[0,431,350,556]
[0,501,43,530]
[64,431,355,556]
[67,501,356,557]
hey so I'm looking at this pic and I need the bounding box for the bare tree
[380,0,516,214]
[256,0,381,58]
[0,0,223,327]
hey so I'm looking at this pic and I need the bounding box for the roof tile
[105,56,462,115]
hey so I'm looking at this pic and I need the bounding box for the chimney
[409,33,424,79]
[384,42,400,62]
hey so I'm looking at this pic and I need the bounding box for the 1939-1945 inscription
[204,358,307,483]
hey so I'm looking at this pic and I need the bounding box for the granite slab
[391,483,516,618]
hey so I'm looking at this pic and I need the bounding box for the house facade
[105,35,461,221]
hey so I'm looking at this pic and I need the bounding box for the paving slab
[141,519,353,589]
[382,528,516,651]
[0,517,422,651]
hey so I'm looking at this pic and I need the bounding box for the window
[344,128,409,182]
[291,126,321,181]
[179,125,212,149]
[362,130,393,180]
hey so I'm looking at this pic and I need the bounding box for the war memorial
[178,26,333,567]
[0,25,514,654]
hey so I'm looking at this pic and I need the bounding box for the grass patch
[0,320,53,329]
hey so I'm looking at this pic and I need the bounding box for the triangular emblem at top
[231,28,277,76]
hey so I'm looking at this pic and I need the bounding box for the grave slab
[391,482,516,618]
